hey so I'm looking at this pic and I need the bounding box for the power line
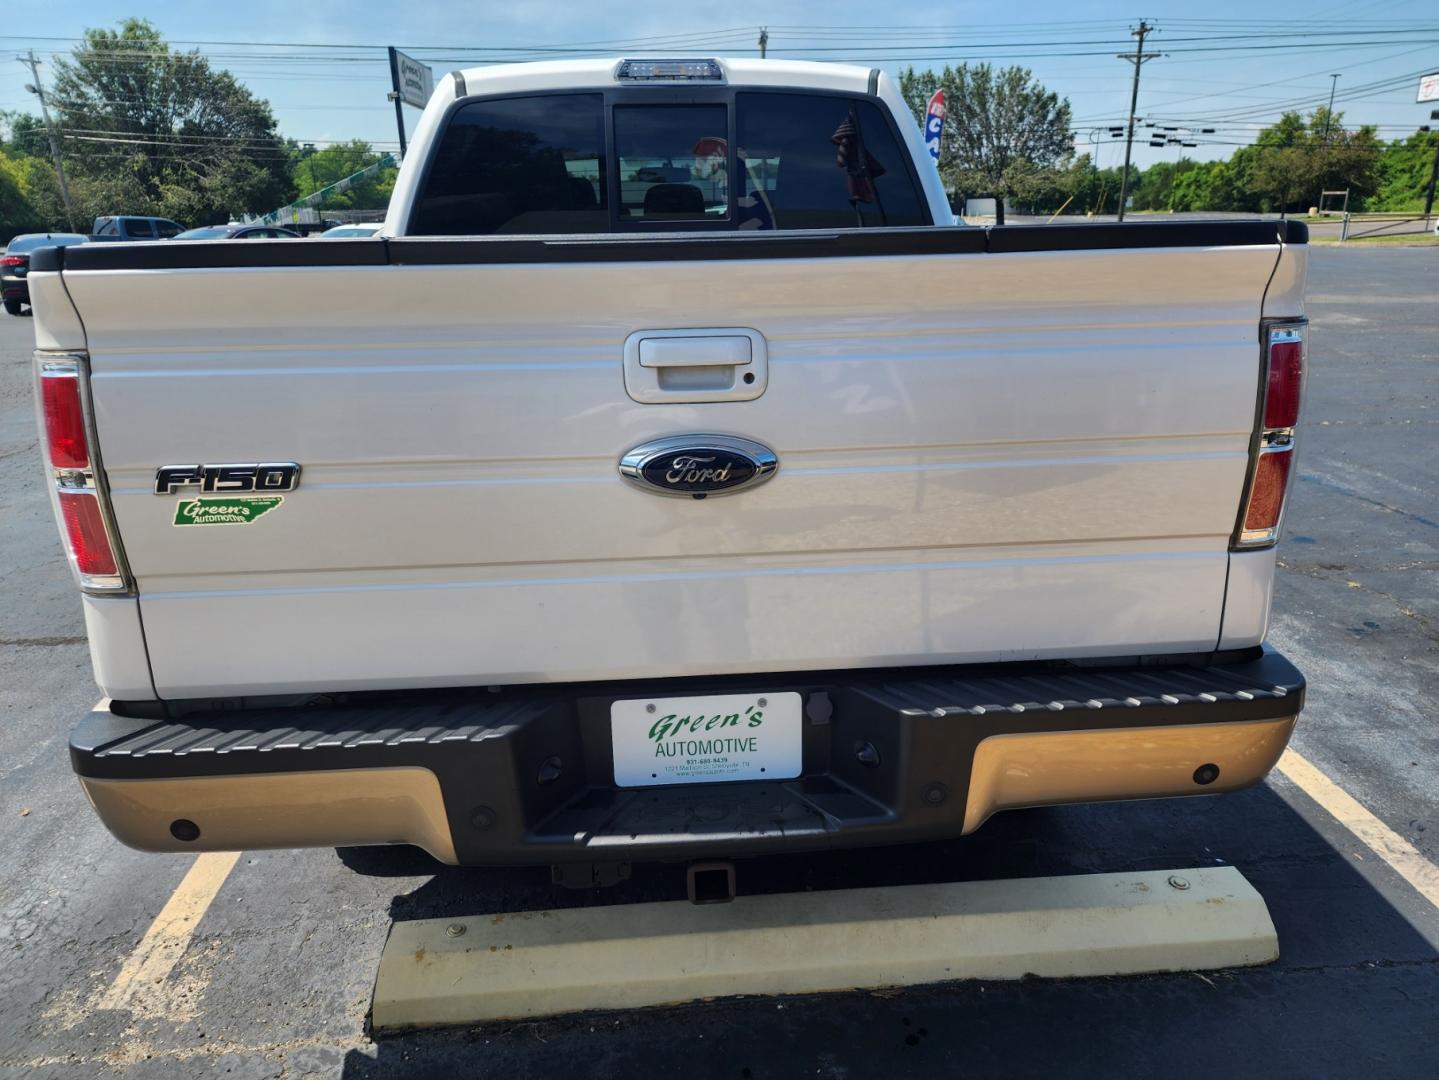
[1147,65,1437,124]
[6,24,1436,62]
[9,20,1435,176]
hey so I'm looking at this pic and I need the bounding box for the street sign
[392,49,435,109]
[1419,72,1439,104]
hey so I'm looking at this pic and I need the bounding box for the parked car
[28,58,1309,877]
[0,232,89,315]
[172,225,301,240]
[91,216,185,241]
[320,223,383,237]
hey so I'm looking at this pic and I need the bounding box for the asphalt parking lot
[1,246,1435,1078]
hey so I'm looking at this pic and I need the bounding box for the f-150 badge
[154,462,301,496]
[619,436,777,499]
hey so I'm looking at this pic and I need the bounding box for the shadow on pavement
[338,782,1437,1078]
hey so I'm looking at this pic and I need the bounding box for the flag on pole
[924,90,946,164]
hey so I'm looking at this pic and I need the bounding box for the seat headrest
[643,183,705,217]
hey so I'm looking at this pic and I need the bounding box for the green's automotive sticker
[173,495,283,526]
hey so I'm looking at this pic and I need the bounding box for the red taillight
[1235,321,1306,549]
[57,489,119,576]
[0,255,25,267]
[1264,335,1304,430]
[36,354,129,592]
[41,367,90,470]
[1242,450,1292,536]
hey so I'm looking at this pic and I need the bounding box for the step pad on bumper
[72,650,1303,865]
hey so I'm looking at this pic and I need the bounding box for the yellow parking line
[1276,747,1439,910]
[97,851,241,1012]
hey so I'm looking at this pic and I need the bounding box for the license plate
[610,691,802,788]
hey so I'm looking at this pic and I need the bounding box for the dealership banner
[391,48,435,109]
[924,90,946,163]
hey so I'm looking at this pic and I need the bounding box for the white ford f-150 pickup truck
[29,58,1307,883]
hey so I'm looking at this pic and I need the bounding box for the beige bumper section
[372,866,1278,1029]
[962,716,1298,832]
[80,767,458,864]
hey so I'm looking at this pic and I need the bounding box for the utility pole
[1423,117,1439,223]
[758,27,769,59]
[17,50,77,232]
[303,143,319,233]
[1115,21,1157,223]
[1322,75,1340,143]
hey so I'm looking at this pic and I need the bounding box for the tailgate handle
[624,328,768,404]
[639,336,751,368]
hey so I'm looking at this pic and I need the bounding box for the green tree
[1171,160,1245,212]
[0,151,38,236]
[292,140,397,210]
[1251,147,1311,214]
[0,147,66,239]
[1,111,50,158]
[1371,129,1439,211]
[46,18,293,225]
[1063,158,1129,216]
[899,64,1074,208]
[1128,158,1206,211]
[1244,109,1380,213]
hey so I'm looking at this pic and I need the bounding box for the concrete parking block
[372,866,1277,1029]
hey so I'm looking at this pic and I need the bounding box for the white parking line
[1276,747,1439,910]
[97,851,241,1014]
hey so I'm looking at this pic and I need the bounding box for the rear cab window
[411,94,608,235]
[614,104,728,225]
[735,94,927,230]
[409,88,929,235]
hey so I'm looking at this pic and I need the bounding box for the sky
[2,0,1436,172]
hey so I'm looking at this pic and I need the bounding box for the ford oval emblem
[619,435,778,499]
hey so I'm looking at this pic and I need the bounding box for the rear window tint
[614,104,728,223]
[411,94,607,235]
[735,94,928,230]
[411,91,928,235]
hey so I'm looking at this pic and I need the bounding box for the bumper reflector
[1241,448,1293,541]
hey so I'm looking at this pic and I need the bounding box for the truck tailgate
[64,236,1280,697]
